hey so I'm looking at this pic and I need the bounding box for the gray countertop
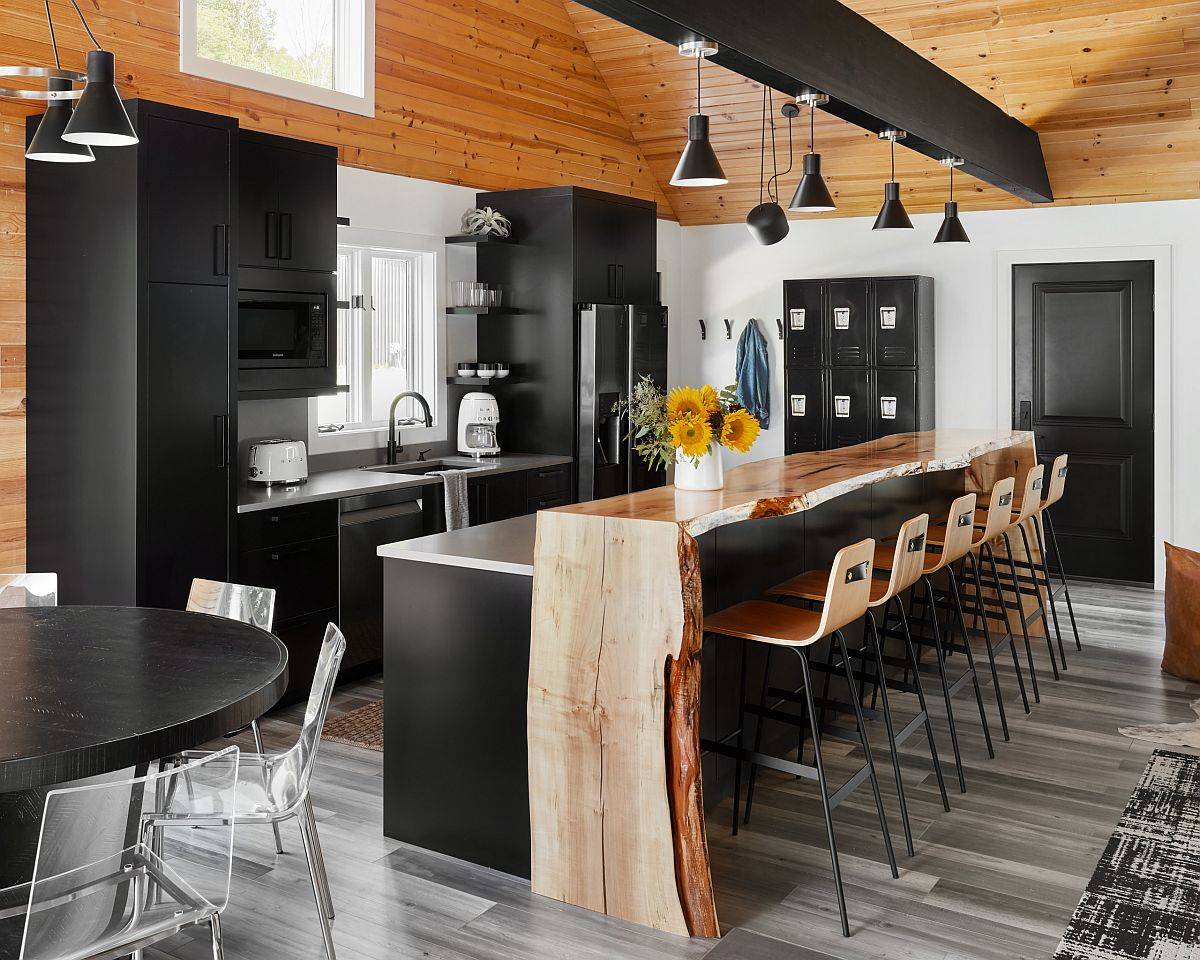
[236,454,572,514]
[378,514,536,576]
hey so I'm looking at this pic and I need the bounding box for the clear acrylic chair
[0,573,58,608]
[179,623,346,960]
[20,746,240,960]
[185,577,286,853]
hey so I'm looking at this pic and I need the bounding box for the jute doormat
[321,701,384,751]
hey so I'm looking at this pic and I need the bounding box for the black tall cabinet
[783,276,935,453]
[473,186,665,500]
[27,101,237,607]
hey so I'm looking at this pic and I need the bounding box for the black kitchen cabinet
[145,113,233,285]
[572,193,657,303]
[784,276,934,454]
[238,130,336,273]
[26,100,238,606]
[470,471,528,525]
[144,283,233,609]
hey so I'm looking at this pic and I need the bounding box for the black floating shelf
[446,306,519,315]
[444,233,515,245]
[239,384,349,401]
[446,376,522,387]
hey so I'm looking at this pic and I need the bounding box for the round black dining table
[0,605,288,891]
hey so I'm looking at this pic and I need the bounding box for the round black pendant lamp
[746,87,792,245]
[3,0,137,157]
[872,129,914,231]
[788,91,836,213]
[934,157,971,243]
[670,40,727,188]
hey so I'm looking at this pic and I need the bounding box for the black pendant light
[746,87,791,245]
[934,157,971,243]
[27,76,94,162]
[670,40,726,188]
[872,130,913,231]
[62,48,137,147]
[788,91,836,213]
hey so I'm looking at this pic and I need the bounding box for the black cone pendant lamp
[746,87,792,245]
[670,40,726,188]
[63,49,138,147]
[788,91,836,213]
[873,129,913,231]
[934,157,971,243]
[27,77,94,163]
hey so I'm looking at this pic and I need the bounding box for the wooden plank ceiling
[566,0,1200,225]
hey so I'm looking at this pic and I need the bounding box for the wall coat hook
[698,318,707,340]
[723,318,733,339]
[775,318,784,340]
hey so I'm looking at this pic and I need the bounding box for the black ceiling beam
[580,0,1053,204]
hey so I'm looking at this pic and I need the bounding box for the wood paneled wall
[0,0,667,570]
[566,0,1200,225]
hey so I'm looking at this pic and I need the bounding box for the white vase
[674,448,724,491]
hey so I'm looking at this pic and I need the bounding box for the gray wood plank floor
[149,582,1197,960]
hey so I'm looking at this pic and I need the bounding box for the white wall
[676,198,1200,580]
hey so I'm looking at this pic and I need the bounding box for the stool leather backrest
[979,477,1017,543]
[817,538,876,637]
[1043,454,1069,508]
[932,493,978,568]
[1015,464,1045,524]
[878,514,929,602]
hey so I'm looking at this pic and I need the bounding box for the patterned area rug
[1055,750,1200,960]
[321,701,383,751]
[1119,700,1200,750]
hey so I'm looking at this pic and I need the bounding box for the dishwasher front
[339,489,429,674]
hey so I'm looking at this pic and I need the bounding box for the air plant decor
[461,206,512,238]
[616,377,761,490]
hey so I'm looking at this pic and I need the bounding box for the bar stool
[703,539,897,938]
[760,513,951,858]
[876,493,993,793]
[928,478,1033,744]
[1012,454,1081,652]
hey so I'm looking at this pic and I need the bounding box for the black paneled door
[1013,261,1154,583]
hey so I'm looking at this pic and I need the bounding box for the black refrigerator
[577,303,668,501]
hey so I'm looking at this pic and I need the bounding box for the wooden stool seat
[703,600,823,646]
[768,569,890,605]
[873,540,941,576]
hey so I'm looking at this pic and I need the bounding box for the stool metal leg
[793,646,850,937]
[865,611,914,856]
[835,630,899,881]
[732,637,749,836]
[919,575,968,793]
[1041,510,1082,651]
[983,540,1040,704]
[1015,518,1066,674]
[944,566,995,759]
[895,596,951,813]
[966,550,1025,728]
[1002,530,1059,682]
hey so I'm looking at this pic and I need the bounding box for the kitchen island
[380,429,1041,938]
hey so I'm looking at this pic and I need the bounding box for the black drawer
[525,464,571,499]
[274,607,337,706]
[238,534,338,622]
[529,493,571,512]
[239,500,338,551]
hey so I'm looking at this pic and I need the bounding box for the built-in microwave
[237,289,329,369]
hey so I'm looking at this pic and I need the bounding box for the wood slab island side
[527,429,1039,938]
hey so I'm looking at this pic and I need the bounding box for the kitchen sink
[361,460,473,476]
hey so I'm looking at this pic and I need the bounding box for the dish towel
[735,318,771,429]
[432,470,469,531]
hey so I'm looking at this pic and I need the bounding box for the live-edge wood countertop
[548,429,1033,535]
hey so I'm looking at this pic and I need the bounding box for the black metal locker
[827,368,872,448]
[873,368,919,438]
[785,368,825,452]
[872,277,919,366]
[828,279,869,366]
[783,280,824,367]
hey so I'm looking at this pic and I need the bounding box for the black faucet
[386,391,434,464]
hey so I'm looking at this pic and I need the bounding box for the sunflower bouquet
[616,376,761,471]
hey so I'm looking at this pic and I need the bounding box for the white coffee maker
[457,392,501,457]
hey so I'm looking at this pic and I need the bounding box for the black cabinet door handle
[280,213,293,260]
[213,414,230,468]
[617,264,624,300]
[266,212,278,259]
[269,544,312,562]
[213,224,228,277]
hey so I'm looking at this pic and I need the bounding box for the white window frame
[179,0,376,118]
[309,226,447,455]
